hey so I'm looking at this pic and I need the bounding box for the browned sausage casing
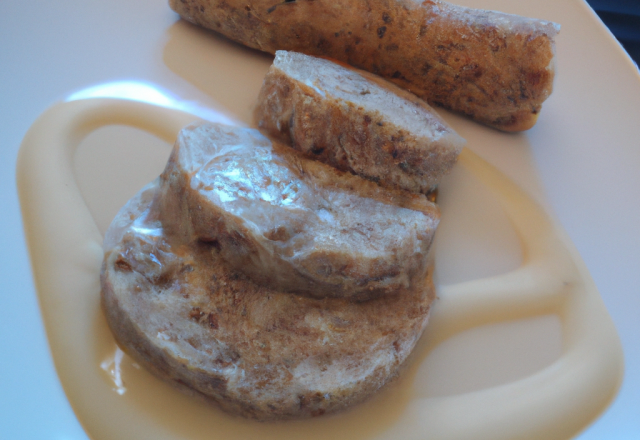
[169,0,559,131]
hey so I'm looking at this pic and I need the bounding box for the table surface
[585,0,640,65]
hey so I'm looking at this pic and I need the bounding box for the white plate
[16,95,622,439]
[2,0,640,439]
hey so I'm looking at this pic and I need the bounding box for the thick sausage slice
[101,178,435,420]
[256,51,465,194]
[153,121,439,300]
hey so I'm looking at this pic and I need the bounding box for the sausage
[169,0,559,131]
[255,50,465,194]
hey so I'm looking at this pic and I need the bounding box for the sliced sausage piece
[256,51,465,194]
[153,121,439,300]
[101,189,435,419]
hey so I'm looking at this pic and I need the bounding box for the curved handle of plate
[16,99,199,431]
[17,99,623,440]
[426,148,577,343]
[17,98,198,270]
[410,148,624,440]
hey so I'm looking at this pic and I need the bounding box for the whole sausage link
[170,0,560,131]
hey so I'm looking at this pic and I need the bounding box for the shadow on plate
[163,19,274,125]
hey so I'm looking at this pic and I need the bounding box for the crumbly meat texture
[101,185,435,420]
[170,0,559,131]
[256,51,465,194]
[152,121,440,301]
